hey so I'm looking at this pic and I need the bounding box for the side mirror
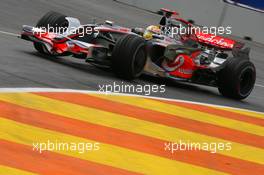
[105,20,114,26]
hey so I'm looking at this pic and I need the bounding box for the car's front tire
[34,11,68,54]
[217,57,256,100]
[36,11,68,31]
[112,34,147,80]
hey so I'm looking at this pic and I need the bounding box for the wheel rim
[239,67,255,96]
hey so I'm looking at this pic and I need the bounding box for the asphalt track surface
[0,0,263,112]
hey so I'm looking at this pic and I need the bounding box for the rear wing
[159,8,179,19]
[160,8,179,15]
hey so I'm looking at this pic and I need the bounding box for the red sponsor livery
[196,32,235,49]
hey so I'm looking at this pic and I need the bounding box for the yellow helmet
[143,31,153,40]
[143,25,161,40]
[147,25,161,34]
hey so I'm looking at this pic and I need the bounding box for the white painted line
[0,87,263,115]
[255,84,264,88]
[0,30,20,37]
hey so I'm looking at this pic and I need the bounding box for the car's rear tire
[217,57,256,100]
[34,11,68,54]
[112,34,147,80]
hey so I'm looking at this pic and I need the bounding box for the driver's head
[143,25,161,40]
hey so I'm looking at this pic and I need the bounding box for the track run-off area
[0,89,263,175]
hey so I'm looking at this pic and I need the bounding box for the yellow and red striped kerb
[0,92,263,175]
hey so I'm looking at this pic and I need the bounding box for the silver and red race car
[21,10,256,100]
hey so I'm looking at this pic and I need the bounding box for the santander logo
[196,33,235,49]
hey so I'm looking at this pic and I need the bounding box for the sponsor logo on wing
[196,34,234,48]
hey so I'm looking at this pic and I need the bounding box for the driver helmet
[143,25,161,40]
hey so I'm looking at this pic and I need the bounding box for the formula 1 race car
[21,11,256,100]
